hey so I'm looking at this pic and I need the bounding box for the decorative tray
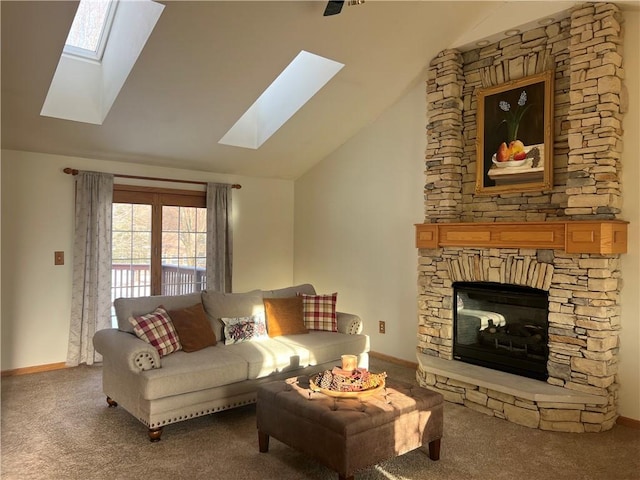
[309,368,386,399]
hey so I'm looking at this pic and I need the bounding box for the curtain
[67,171,114,366]
[206,183,233,292]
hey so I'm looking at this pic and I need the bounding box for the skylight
[219,50,345,149]
[42,0,164,124]
[64,0,118,61]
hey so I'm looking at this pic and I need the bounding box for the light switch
[54,251,64,265]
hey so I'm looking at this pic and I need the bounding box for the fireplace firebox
[453,282,549,381]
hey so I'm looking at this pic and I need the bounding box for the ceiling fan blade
[323,1,344,16]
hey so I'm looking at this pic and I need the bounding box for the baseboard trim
[617,416,640,429]
[369,351,418,370]
[1,362,68,377]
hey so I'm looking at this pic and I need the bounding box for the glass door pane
[161,206,207,295]
[111,203,152,325]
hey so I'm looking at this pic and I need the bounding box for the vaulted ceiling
[2,1,585,179]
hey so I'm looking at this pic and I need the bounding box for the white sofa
[93,284,370,441]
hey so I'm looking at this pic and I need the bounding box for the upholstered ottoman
[256,376,443,480]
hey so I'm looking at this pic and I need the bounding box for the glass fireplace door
[453,282,549,381]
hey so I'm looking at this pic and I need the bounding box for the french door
[111,185,206,323]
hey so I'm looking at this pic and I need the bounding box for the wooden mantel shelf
[415,220,628,254]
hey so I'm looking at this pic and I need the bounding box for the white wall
[294,79,426,361]
[0,150,294,370]
[618,10,639,421]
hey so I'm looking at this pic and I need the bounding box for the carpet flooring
[1,358,639,480]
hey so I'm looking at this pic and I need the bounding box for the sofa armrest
[336,312,362,335]
[93,329,161,372]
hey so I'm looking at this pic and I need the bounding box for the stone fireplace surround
[416,3,627,432]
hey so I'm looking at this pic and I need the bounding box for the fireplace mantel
[415,220,628,254]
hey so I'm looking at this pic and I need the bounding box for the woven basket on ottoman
[256,376,444,480]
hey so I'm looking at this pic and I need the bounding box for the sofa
[93,284,370,441]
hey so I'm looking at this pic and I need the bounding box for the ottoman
[256,376,444,480]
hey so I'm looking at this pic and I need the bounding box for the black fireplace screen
[453,282,549,381]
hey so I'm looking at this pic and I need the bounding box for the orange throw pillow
[167,303,217,352]
[264,296,308,337]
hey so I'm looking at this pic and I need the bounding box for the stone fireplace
[416,3,628,432]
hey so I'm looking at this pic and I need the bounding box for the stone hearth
[416,3,626,432]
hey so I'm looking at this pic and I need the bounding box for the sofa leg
[258,430,269,453]
[106,396,118,408]
[148,427,163,442]
[428,438,441,461]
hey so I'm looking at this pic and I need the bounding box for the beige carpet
[1,358,639,480]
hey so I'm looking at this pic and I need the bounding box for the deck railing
[111,263,206,300]
[112,264,151,299]
[160,264,207,295]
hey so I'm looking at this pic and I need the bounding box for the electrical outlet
[54,251,64,266]
[379,321,386,334]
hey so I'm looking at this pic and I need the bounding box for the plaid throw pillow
[301,293,337,332]
[129,306,182,357]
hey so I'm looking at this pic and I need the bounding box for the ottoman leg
[258,430,270,453]
[428,438,441,461]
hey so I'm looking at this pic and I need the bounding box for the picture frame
[475,70,554,195]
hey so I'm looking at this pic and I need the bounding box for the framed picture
[475,70,554,195]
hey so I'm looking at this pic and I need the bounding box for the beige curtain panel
[206,183,233,293]
[67,171,114,366]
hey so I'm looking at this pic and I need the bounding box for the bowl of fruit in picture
[492,140,527,168]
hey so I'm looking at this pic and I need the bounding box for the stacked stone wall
[424,50,464,222]
[566,3,625,218]
[425,4,625,223]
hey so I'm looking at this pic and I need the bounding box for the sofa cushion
[301,293,338,332]
[263,283,316,298]
[273,331,370,367]
[115,292,202,333]
[224,338,312,379]
[201,290,265,342]
[129,306,182,357]
[167,303,217,352]
[264,297,308,337]
[221,313,268,345]
[139,345,249,400]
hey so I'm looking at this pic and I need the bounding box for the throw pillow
[167,303,217,352]
[221,312,268,345]
[301,292,338,332]
[129,306,181,357]
[264,296,308,337]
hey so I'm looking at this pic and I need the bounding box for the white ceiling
[2,0,587,180]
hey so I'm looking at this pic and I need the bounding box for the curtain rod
[63,168,241,189]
